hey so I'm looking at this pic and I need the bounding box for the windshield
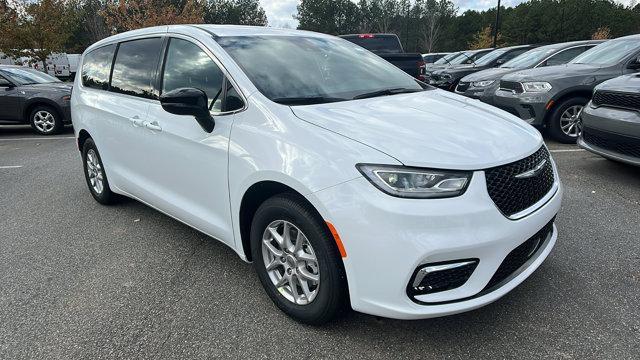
[1,67,61,85]
[475,49,507,66]
[501,47,557,69]
[570,39,639,66]
[450,51,478,65]
[434,52,461,65]
[217,36,423,104]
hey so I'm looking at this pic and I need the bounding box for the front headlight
[356,164,472,199]
[522,81,552,93]
[471,80,495,88]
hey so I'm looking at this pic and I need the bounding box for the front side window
[161,38,224,112]
[111,38,163,99]
[82,44,116,90]
[216,35,422,103]
[2,67,61,85]
[571,39,640,66]
[545,46,590,66]
[0,74,12,86]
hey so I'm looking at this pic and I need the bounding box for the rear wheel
[548,97,588,143]
[251,194,349,325]
[29,106,63,135]
[82,138,118,205]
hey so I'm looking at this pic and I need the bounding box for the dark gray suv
[456,40,602,105]
[0,65,72,135]
[579,74,640,166]
[493,35,640,143]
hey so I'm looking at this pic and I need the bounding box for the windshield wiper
[272,96,347,105]
[353,87,423,100]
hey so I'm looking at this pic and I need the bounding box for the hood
[291,90,542,170]
[502,63,601,82]
[596,73,640,93]
[462,67,518,82]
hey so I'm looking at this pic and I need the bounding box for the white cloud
[261,0,637,29]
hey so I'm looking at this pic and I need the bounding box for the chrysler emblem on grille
[514,159,547,179]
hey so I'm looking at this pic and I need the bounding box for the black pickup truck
[340,34,426,81]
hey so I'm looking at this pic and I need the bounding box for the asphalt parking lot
[0,125,638,359]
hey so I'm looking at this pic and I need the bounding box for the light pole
[492,0,501,48]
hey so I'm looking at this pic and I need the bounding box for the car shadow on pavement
[0,124,74,136]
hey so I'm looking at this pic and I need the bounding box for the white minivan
[72,25,562,324]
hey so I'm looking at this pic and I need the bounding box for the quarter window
[111,38,163,99]
[162,38,224,112]
[81,44,116,90]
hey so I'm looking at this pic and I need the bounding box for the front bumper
[579,104,640,166]
[311,164,562,320]
[456,84,499,105]
[493,90,552,126]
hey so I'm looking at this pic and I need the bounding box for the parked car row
[428,35,640,146]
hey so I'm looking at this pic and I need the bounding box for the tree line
[296,0,640,52]
[2,0,640,67]
[0,0,267,66]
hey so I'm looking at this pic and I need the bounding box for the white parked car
[72,25,562,324]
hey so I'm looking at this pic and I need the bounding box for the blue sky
[260,0,637,28]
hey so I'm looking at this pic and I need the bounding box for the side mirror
[160,87,215,132]
[496,58,506,66]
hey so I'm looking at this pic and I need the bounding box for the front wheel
[250,194,349,325]
[548,97,588,143]
[29,106,63,135]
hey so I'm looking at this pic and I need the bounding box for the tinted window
[340,35,403,54]
[501,49,528,63]
[571,39,640,66]
[434,52,461,65]
[162,38,224,111]
[217,36,422,103]
[0,74,11,86]
[111,38,163,99]
[501,47,557,69]
[545,46,590,66]
[82,44,115,90]
[224,80,244,112]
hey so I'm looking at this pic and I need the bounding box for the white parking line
[549,149,586,153]
[0,165,23,169]
[0,136,75,141]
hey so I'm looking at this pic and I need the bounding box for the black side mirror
[160,87,215,132]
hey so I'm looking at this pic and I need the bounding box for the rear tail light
[417,60,426,81]
[358,34,375,38]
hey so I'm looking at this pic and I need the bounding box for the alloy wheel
[261,220,320,305]
[559,105,583,138]
[33,110,56,133]
[86,149,104,194]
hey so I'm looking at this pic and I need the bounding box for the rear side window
[161,38,225,111]
[111,38,163,99]
[82,44,116,90]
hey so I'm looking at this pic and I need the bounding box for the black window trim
[158,34,247,116]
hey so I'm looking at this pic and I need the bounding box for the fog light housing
[407,259,479,297]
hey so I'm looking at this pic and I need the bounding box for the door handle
[144,120,162,132]
[130,116,145,127]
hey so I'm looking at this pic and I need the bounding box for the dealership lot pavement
[0,126,638,359]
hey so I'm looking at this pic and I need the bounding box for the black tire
[548,97,588,144]
[250,193,349,325]
[29,105,63,135]
[82,138,118,205]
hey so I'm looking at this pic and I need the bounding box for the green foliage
[296,0,362,34]
[204,0,268,26]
